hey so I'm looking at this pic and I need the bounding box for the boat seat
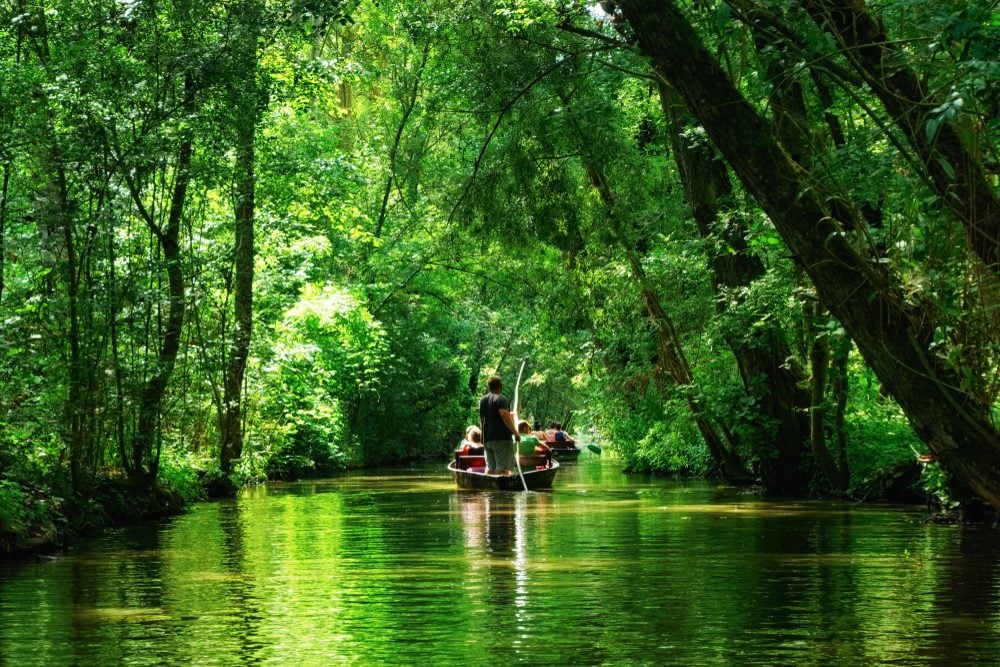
[456,455,487,471]
[518,454,551,468]
[455,453,551,471]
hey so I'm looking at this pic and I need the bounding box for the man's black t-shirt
[479,392,512,442]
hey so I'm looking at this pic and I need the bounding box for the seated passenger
[544,422,558,443]
[460,425,483,455]
[533,421,546,441]
[517,420,550,457]
[553,422,568,442]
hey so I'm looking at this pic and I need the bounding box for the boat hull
[549,446,581,462]
[448,459,559,491]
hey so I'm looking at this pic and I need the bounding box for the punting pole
[512,359,528,491]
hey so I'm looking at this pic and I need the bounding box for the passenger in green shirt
[517,420,551,457]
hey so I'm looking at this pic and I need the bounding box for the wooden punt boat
[548,444,581,462]
[449,451,559,491]
[543,434,581,462]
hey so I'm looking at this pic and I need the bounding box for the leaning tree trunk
[616,0,1000,509]
[625,245,752,482]
[659,81,810,493]
[573,135,752,483]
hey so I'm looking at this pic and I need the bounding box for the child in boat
[517,421,550,456]
[460,425,483,455]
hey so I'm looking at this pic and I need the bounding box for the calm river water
[3,456,1000,666]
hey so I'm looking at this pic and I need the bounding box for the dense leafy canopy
[1,0,998,543]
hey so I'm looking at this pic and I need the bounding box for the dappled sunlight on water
[3,459,1000,665]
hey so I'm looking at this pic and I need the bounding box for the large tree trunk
[220,114,255,475]
[659,81,809,493]
[220,2,260,476]
[616,0,1000,509]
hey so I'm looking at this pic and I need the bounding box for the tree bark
[659,81,809,493]
[125,75,194,484]
[220,3,260,476]
[617,0,1000,509]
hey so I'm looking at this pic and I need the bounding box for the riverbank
[1,473,189,560]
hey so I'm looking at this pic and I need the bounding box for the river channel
[3,456,1000,665]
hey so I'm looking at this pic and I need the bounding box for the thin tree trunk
[220,110,255,475]
[53,162,88,490]
[108,219,128,471]
[830,336,851,490]
[27,7,96,491]
[0,163,8,308]
[373,41,431,242]
[804,299,842,490]
[124,75,194,484]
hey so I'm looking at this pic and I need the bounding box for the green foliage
[1,0,997,540]
[626,415,714,476]
[0,479,61,549]
[0,480,31,535]
[255,285,382,474]
[157,451,209,505]
[841,367,926,495]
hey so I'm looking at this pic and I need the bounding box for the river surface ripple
[3,458,1000,666]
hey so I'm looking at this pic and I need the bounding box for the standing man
[479,375,521,475]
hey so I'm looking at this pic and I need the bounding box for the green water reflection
[3,459,1000,665]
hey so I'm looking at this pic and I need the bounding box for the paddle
[511,359,529,491]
